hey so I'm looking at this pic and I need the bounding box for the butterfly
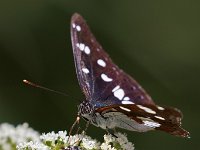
[70,13,189,138]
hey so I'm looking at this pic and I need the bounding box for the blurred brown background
[0,0,199,149]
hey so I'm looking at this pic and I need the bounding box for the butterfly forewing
[71,13,154,106]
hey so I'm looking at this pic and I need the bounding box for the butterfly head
[78,101,95,121]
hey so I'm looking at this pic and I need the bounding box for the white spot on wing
[143,120,161,128]
[132,86,136,90]
[79,43,85,51]
[157,106,165,110]
[72,23,76,28]
[155,116,165,120]
[137,116,147,120]
[137,116,161,128]
[137,105,156,114]
[112,85,120,92]
[76,25,81,31]
[123,97,130,101]
[76,43,80,48]
[82,68,89,74]
[112,67,116,71]
[113,89,125,100]
[97,59,106,67]
[119,106,131,112]
[122,101,134,104]
[101,74,113,82]
[138,85,142,89]
[84,46,90,54]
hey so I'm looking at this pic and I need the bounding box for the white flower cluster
[17,131,100,150]
[101,133,134,150]
[0,123,135,150]
[17,132,134,150]
[17,141,48,150]
[0,123,40,150]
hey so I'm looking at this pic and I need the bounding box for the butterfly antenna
[23,79,69,97]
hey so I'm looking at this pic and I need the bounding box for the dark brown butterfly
[70,13,189,138]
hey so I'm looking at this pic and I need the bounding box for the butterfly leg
[69,115,80,136]
[83,121,91,133]
[69,121,91,147]
[77,120,91,136]
[76,126,81,135]
[67,116,82,145]
[106,128,118,138]
[113,128,117,133]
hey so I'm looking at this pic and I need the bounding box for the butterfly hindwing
[71,13,154,106]
[96,104,189,137]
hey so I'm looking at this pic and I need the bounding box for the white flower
[103,134,115,144]
[0,123,40,150]
[0,142,12,150]
[100,143,117,150]
[0,123,135,150]
[66,134,83,146]
[16,141,49,150]
[101,132,134,150]
[40,132,100,149]
[15,123,40,142]
[115,133,134,150]
[40,131,58,143]
[81,135,100,149]
[58,131,68,140]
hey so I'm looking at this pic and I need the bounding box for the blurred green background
[0,0,199,149]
